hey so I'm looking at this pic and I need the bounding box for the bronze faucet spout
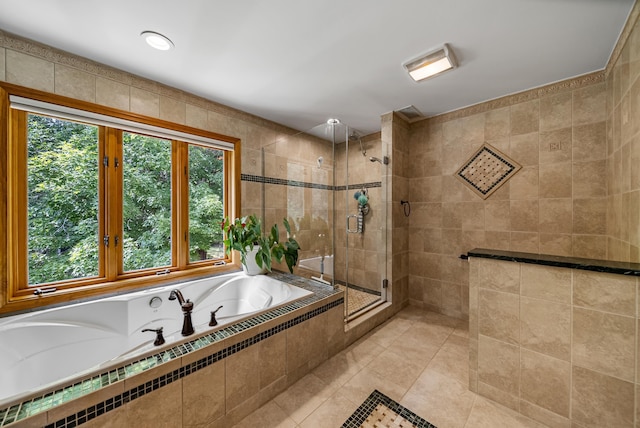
[169,289,194,336]
[168,289,186,305]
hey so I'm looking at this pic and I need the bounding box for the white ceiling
[0,0,634,135]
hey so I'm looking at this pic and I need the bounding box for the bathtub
[0,272,313,406]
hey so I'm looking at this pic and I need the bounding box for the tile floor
[233,306,548,428]
[337,284,381,317]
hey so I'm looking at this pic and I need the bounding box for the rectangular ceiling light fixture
[404,43,456,82]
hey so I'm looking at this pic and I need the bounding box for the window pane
[122,132,172,271]
[188,145,224,262]
[27,114,99,284]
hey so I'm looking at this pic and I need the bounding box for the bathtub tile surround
[469,250,640,427]
[0,273,346,428]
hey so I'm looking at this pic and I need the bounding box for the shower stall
[261,120,389,320]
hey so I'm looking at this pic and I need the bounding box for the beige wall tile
[130,86,159,117]
[572,235,607,259]
[509,166,539,200]
[510,200,539,232]
[510,231,539,253]
[520,297,570,360]
[519,400,571,428]
[573,270,636,315]
[478,289,520,345]
[484,231,511,250]
[539,162,572,198]
[510,132,539,166]
[485,200,510,231]
[540,91,572,132]
[461,113,485,144]
[520,264,571,303]
[182,360,225,427]
[485,107,510,140]
[571,366,634,427]
[539,233,572,256]
[573,198,606,235]
[572,307,635,381]
[538,198,572,233]
[539,128,572,164]
[159,95,186,125]
[478,335,520,396]
[476,258,520,293]
[520,349,570,417]
[259,331,287,388]
[573,121,606,162]
[511,100,540,136]
[127,380,183,427]
[573,83,606,126]
[54,64,95,102]
[96,77,130,111]
[6,49,54,91]
[186,103,209,130]
[572,160,606,198]
[226,345,261,411]
[476,383,520,413]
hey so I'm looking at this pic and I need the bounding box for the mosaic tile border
[241,173,381,192]
[342,389,436,428]
[0,273,341,428]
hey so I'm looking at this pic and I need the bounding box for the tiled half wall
[469,256,639,427]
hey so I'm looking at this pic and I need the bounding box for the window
[3,86,240,311]
[27,114,100,284]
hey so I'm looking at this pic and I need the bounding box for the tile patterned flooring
[233,306,548,428]
[337,284,381,316]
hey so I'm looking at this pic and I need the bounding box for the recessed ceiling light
[141,31,174,51]
[327,118,341,125]
[404,44,456,82]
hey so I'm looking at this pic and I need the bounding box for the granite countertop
[467,248,640,277]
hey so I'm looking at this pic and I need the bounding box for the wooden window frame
[0,83,242,314]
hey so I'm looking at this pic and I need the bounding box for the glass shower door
[261,120,387,320]
[337,123,388,320]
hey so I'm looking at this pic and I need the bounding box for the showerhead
[369,156,389,165]
[350,131,367,157]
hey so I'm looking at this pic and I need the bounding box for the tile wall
[405,65,608,319]
[606,3,640,262]
[404,0,640,319]
[469,257,638,427]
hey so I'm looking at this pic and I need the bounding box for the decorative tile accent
[0,273,342,428]
[342,390,436,428]
[456,143,521,199]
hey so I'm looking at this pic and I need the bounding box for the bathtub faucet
[169,290,195,336]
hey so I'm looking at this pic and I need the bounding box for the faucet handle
[209,305,224,326]
[142,327,166,346]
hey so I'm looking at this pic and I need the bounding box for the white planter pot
[242,248,267,275]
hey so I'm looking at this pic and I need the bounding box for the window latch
[103,235,109,247]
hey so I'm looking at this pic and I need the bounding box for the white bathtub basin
[0,272,313,406]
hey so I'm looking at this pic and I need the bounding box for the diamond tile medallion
[455,143,521,199]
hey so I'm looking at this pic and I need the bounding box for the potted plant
[221,214,300,275]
